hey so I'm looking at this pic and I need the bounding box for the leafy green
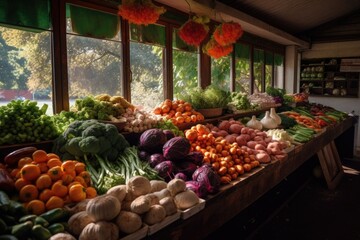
[177,85,231,109]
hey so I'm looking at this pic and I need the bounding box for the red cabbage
[192,164,220,194]
[185,151,204,166]
[174,172,188,181]
[148,153,166,168]
[139,129,167,154]
[163,129,175,141]
[154,161,176,181]
[138,150,150,161]
[186,180,208,198]
[175,161,198,179]
[163,136,190,161]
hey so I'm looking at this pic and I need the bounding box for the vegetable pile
[153,99,205,126]
[0,100,59,145]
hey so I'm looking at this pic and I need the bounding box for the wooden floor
[205,157,360,240]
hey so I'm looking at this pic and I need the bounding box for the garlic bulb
[261,111,278,129]
[246,115,263,130]
[269,108,282,125]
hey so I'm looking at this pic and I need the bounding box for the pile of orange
[153,99,205,126]
[11,150,97,215]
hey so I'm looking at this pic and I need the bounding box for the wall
[302,40,360,157]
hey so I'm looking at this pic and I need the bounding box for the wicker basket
[196,108,223,118]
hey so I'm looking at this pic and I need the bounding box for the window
[253,48,264,93]
[211,56,231,91]
[265,51,273,89]
[130,24,165,108]
[234,43,250,93]
[66,5,122,107]
[0,0,53,114]
[173,28,199,98]
[274,54,284,88]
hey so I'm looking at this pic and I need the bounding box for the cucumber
[31,224,52,240]
[39,208,69,224]
[47,223,65,235]
[34,216,49,227]
[18,214,37,223]
[0,235,19,240]
[0,191,10,212]
[11,221,33,239]
[8,200,27,217]
[0,215,16,226]
[0,219,7,235]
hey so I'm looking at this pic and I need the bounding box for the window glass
[173,28,198,98]
[235,43,250,93]
[265,51,273,89]
[274,54,284,88]
[211,56,231,91]
[0,27,53,114]
[66,5,122,107]
[253,48,264,93]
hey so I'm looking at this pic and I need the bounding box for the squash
[49,233,76,240]
[106,185,127,202]
[127,176,151,197]
[174,190,199,210]
[159,196,177,216]
[115,211,142,234]
[143,204,166,225]
[86,194,121,221]
[150,180,167,192]
[79,221,118,240]
[167,178,186,196]
[130,195,151,215]
[68,211,95,237]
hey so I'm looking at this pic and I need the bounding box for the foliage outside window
[130,24,165,108]
[235,43,250,93]
[173,29,199,99]
[265,51,273,89]
[66,5,122,108]
[0,0,53,114]
[211,56,231,91]
[253,48,264,93]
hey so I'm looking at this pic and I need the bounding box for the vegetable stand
[148,116,357,240]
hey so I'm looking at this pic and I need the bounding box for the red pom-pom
[203,39,233,59]
[213,22,243,46]
[178,20,209,47]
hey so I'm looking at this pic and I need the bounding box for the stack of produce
[152,99,205,126]
[55,94,162,133]
[5,148,97,215]
[248,92,278,109]
[204,119,289,164]
[0,100,59,145]
[53,120,161,194]
[137,129,220,198]
[0,190,71,240]
[66,176,201,239]
[227,92,254,113]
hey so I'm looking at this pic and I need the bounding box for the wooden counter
[149,116,357,240]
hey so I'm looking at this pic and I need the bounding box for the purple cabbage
[174,172,188,181]
[185,151,204,166]
[162,136,191,161]
[163,129,175,141]
[186,180,208,198]
[148,153,166,168]
[138,150,150,161]
[139,129,167,154]
[154,161,176,181]
[192,164,220,194]
[175,161,198,179]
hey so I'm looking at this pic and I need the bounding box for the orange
[39,189,55,202]
[26,199,46,215]
[21,164,41,181]
[32,150,48,163]
[45,196,64,210]
[36,174,52,190]
[51,180,68,198]
[68,184,86,202]
[19,184,39,202]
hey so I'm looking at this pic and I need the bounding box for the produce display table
[149,116,357,240]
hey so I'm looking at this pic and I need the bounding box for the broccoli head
[81,123,106,138]
[79,136,101,154]
[65,136,83,157]
[103,148,119,162]
[104,123,120,144]
[114,133,130,152]
[97,136,112,154]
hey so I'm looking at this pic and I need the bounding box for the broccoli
[52,119,131,193]
[79,136,101,154]
[65,137,83,157]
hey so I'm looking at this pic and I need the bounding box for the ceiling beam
[156,0,310,49]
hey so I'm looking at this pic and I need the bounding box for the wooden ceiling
[216,0,360,43]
